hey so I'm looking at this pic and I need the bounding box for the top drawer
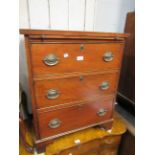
[30,43,124,76]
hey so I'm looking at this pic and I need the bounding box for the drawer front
[37,97,113,138]
[34,72,118,109]
[31,43,124,76]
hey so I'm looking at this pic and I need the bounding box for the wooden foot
[99,121,113,130]
[35,139,54,154]
[35,143,46,154]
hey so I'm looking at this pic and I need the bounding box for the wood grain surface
[34,72,118,109]
[37,97,114,138]
[20,29,127,153]
[31,43,124,76]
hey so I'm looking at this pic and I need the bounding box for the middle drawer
[34,72,118,109]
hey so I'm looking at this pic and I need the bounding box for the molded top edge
[19,29,129,39]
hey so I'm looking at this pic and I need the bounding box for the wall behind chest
[19,0,135,114]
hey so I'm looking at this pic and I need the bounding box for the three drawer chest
[20,29,128,152]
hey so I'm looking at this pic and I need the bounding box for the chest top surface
[20,29,129,39]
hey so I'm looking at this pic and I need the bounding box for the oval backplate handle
[100,81,109,90]
[48,118,61,128]
[43,54,59,66]
[103,52,114,62]
[46,89,60,100]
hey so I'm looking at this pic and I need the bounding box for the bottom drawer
[37,97,114,139]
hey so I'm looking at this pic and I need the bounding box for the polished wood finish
[117,12,135,114]
[20,29,129,39]
[34,72,118,109]
[59,136,121,155]
[38,97,113,138]
[31,43,124,76]
[45,113,126,155]
[20,29,127,152]
[35,120,113,153]
[20,114,126,155]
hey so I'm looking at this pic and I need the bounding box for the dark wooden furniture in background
[19,84,34,153]
[46,115,126,155]
[119,130,135,155]
[20,29,128,152]
[116,112,135,155]
[117,12,135,115]
[19,113,127,155]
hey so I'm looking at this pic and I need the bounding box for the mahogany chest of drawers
[20,29,128,152]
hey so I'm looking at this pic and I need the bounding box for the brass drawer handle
[103,52,114,62]
[46,89,60,100]
[43,54,59,66]
[48,118,61,128]
[97,108,108,116]
[100,81,109,90]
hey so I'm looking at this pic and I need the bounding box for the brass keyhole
[80,44,84,51]
[79,76,84,81]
